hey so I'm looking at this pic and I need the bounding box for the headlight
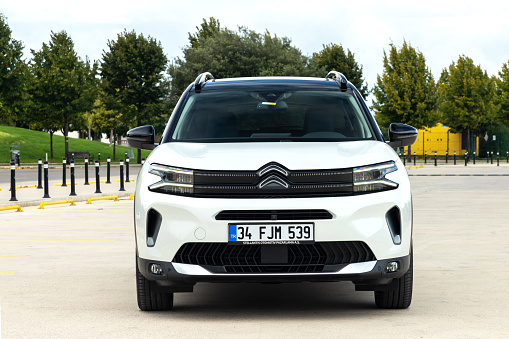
[148,164,194,194]
[353,161,398,193]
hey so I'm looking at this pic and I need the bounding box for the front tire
[136,258,174,311]
[374,249,413,309]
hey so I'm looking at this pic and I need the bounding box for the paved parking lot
[1,166,509,338]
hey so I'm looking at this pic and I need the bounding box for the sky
[2,0,509,100]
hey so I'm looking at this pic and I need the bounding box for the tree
[30,31,98,159]
[101,30,168,163]
[90,98,122,160]
[438,55,497,154]
[188,17,221,49]
[372,41,437,158]
[312,43,368,97]
[168,18,309,109]
[496,61,509,127]
[0,14,30,126]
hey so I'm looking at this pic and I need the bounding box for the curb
[0,191,135,209]
[405,165,423,170]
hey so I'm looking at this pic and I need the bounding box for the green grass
[0,125,152,164]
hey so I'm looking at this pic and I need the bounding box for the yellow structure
[86,196,119,204]
[409,124,478,156]
[39,200,75,209]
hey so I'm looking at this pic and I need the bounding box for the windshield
[171,90,374,142]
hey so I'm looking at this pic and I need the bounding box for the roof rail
[194,72,215,91]
[325,71,348,91]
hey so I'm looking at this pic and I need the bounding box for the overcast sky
[2,0,509,100]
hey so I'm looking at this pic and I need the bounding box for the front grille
[192,162,353,198]
[172,242,376,274]
[215,209,333,221]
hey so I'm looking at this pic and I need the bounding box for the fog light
[150,263,164,275]
[386,261,399,273]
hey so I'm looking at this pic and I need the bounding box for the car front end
[129,72,417,310]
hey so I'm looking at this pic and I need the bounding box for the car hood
[146,141,398,171]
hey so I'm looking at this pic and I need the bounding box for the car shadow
[149,281,382,320]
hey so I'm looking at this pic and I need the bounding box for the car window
[171,90,374,142]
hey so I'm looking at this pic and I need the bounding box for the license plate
[228,223,314,245]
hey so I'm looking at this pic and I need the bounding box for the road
[0,164,142,184]
[1,170,509,338]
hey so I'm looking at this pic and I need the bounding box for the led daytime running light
[148,164,194,194]
[353,162,398,193]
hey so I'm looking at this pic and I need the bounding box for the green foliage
[89,98,121,133]
[0,14,30,126]
[100,30,167,162]
[311,43,368,97]
[89,98,123,160]
[30,31,98,156]
[372,41,437,131]
[496,61,509,126]
[168,19,309,108]
[188,17,221,49]
[0,125,150,164]
[438,55,496,152]
[100,30,168,127]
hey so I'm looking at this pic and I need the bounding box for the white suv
[127,72,417,311]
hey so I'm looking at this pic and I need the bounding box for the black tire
[374,249,413,309]
[136,259,174,311]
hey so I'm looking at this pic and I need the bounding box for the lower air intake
[173,241,376,274]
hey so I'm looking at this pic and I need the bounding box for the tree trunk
[113,127,117,161]
[64,113,69,158]
[467,127,471,158]
[136,118,142,164]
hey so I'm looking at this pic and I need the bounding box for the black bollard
[98,152,101,166]
[434,152,437,166]
[61,157,67,187]
[84,158,90,185]
[464,152,468,166]
[37,158,43,189]
[9,161,17,202]
[70,160,77,196]
[507,151,508,163]
[403,152,406,166]
[473,152,476,165]
[446,151,448,164]
[487,152,489,164]
[413,152,416,166]
[106,157,111,184]
[94,161,101,193]
[497,152,500,166]
[424,151,427,164]
[125,157,130,183]
[454,151,456,165]
[491,151,493,164]
[43,161,50,199]
[119,159,126,192]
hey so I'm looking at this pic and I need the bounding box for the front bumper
[134,158,413,291]
[137,253,411,292]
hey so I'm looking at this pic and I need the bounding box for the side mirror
[127,125,157,150]
[387,123,418,148]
